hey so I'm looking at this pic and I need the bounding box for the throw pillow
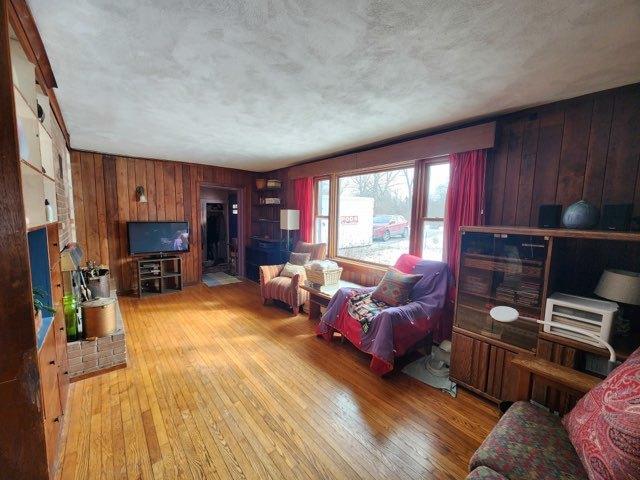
[371,268,423,306]
[280,262,306,279]
[289,252,310,266]
[562,346,640,480]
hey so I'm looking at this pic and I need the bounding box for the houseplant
[33,287,56,333]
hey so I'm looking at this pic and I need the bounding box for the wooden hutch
[450,225,640,412]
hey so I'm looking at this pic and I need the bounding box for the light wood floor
[57,282,498,480]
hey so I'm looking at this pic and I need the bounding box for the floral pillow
[371,268,422,307]
[562,346,640,479]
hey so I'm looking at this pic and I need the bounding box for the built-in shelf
[462,225,640,242]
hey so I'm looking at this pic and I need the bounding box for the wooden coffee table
[300,280,363,321]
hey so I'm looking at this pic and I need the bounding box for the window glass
[317,179,330,216]
[426,163,449,218]
[422,162,450,260]
[337,168,414,265]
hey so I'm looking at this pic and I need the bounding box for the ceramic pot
[562,200,600,229]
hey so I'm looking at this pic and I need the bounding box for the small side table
[300,280,363,321]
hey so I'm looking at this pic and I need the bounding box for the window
[422,162,450,260]
[337,167,414,265]
[314,179,330,244]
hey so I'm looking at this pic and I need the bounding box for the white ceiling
[28,0,640,172]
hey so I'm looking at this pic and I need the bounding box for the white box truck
[338,196,374,248]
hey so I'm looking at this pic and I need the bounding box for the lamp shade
[595,269,640,305]
[280,209,300,231]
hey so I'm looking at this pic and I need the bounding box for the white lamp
[280,209,300,251]
[489,306,617,370]
[595,269,640,335]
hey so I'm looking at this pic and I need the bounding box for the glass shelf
[455,231,549,351]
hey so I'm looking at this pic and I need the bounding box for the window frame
[418,158,450,261]
[313,177,331,245]
[334,164,417,268]
[310,156,450,268]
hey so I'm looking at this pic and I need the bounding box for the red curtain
[294,177,313,242]
[444,149,487,279]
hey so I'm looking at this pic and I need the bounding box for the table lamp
[489,305,617,372]
[280,209,300,251]
[594,269,640,336]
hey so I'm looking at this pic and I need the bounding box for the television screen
[127,221,190,255]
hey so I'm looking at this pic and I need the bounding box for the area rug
[202,272,242,287]
[402,355,457,397]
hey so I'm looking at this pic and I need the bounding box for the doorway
[200,186,242,285]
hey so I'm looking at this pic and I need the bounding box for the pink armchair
[259,241,326,314]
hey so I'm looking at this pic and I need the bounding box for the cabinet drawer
[38,328,62,420]
[43,404,61,475]
[50,265,63,306]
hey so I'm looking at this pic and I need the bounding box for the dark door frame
[198,183,245,281]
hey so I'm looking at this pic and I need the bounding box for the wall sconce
[135,186,147,203]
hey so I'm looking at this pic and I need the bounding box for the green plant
[33,287,56,316]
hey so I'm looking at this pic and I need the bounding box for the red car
[372,215,409,241]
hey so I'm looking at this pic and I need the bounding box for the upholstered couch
[259,241,326,314]
[467,347,640,479]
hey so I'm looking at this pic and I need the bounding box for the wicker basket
[304,266,343,286]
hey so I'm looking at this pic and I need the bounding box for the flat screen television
[127,221,190,255]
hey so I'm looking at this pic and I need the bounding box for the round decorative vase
[562,200,600,229]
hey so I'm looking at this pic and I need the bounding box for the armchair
[259,241,326,314]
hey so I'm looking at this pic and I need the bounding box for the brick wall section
[67,331,126,379]
[67,295,126,379]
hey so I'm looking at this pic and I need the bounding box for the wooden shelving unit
[450,225,640,412]
[137,257,183,297]
[10,27,58,230]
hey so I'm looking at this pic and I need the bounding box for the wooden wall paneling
[582,93,614,207]
[93,153,109,265]
[189,164,198,284]
[115,157,131,291]
[164,163,176,220]
[174,165,184,221]
[102,155,121,291]
[181,164,192,283]
[514,116,540,226]
[500,119,524,225]
[70,151,86,251]
[126,158,137,222]
[555,98,593,207]
[80,152,100,263]
[487,123,509,225]
[154,160,165,221]
[527,108,565,225]
[145,160,157,220]
[134,159,148,221]
[602,87,640,205]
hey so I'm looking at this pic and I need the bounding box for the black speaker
[600,204,633,231]
[538,204,562,228]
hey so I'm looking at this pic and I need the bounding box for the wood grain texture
[71,151,254,292]
[0,2,49,477]
[56,283,498,480]
[487,84,640,227]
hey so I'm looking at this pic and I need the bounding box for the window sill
[330,257,389,274]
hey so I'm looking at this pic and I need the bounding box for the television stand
[136,256,183,298]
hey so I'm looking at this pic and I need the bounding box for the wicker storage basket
[304,266,343,286]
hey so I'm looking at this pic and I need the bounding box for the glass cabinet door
[455,232,549,351]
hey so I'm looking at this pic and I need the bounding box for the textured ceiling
[28,0,640,171]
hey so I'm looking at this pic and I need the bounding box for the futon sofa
[467,347,640,479]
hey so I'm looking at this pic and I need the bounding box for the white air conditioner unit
[543,292,618,347]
